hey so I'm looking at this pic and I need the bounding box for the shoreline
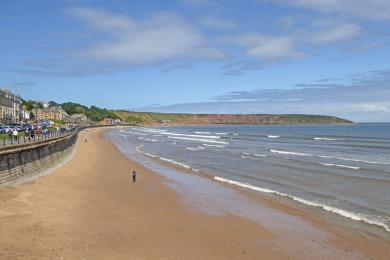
[0,128,388,259]
[108,128,390,258]
[123,126,390,238]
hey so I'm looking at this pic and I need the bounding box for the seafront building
[35,106,68,121]
[0,88,21,124]
[100,118,121,125]
[68,113,94,126]
[70,113,88,122]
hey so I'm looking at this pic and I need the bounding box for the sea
[107,124,390,236]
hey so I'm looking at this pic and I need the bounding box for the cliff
[114,111,352,125]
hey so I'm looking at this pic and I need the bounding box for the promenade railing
[0,128,78,148]
[0,123,132,149]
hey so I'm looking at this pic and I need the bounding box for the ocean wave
[233,133,239,136]
[135,133,148,136]
[141,152,158,158]
[142,128,167,132]
[314,137,340,141]
[214,176,390,233]
[270,149,309,156]
[186,147,199,151]
[215,132,229,135]
[253,153,267,157]
[242,152,267,158]
[270,149,390,165]
[267,135,280,138]
[134,146,158,158]
[168,133,220,139]
[203,144,226,148]
[321,163,360,170]
[320,155,390,165]
[158,157,199,172]
[195,131,211,134]
[159,157,191,169]
[138,137,158,142]
[168,136,229,144]
[241,156,248,159]
[139,128,220,139]
[123,131,148,136]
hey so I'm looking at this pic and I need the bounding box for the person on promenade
[132,170,137,183]
[12,129,18,141]
[25,129,30,141]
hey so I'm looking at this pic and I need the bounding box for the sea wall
[0,131,78,186]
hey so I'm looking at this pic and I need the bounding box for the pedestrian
[12,129,18,141]
[132,170,137,183]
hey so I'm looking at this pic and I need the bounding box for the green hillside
[114,111,353,125]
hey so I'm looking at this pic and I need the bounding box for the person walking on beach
[132,170,137,183]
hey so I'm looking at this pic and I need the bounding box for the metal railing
[0,123,131,149]
[0,128,77,148]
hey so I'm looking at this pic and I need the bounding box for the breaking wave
[138,128,219,139]
[314,137,340,141]
[270,149,390,165]
[203,144,226,148]
[159,157,199,173]
[168,136,229,144]
[186,147,204,151]
[214,176,390,233]
[320,163,360,170]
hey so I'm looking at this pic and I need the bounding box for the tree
[48,101,59,107]
[61,102,88,115]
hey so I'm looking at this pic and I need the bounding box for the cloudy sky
[1,0,390,122]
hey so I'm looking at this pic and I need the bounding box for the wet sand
[0,128,388,259]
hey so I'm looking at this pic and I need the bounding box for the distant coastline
[33,101,353,126]
[113,111,353,125]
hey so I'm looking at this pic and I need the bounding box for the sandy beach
[0,128,389,259]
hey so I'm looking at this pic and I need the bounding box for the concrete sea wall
[0,131,78,186]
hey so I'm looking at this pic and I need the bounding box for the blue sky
[1,0,390,122]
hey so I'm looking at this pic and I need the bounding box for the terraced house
[0,88,21,124]
[35,106,68,121]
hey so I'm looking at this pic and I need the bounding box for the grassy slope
[114,111,352,125]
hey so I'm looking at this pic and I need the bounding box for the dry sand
[0,128,388,259]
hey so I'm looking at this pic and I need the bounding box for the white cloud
[142,69,390,122]
[228,33,305,61]
[67,7,226,64]
[246,36,305,59]
[266,0,390,20]
[310,23,362,44]
[16,4,386,78]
